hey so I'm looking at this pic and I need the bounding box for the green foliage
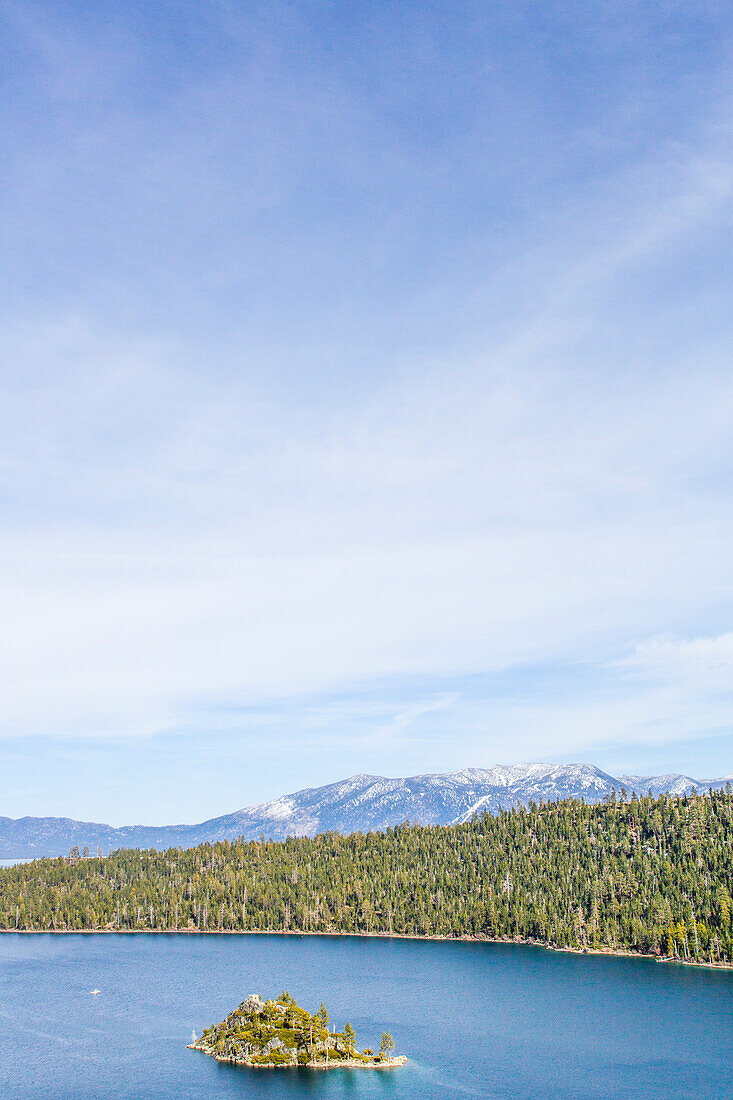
[380,1031,395,1057]
[1,789,732,963]
[265,1051,290,1064]
[190,991,390,1066]
[343,1022,356,1054]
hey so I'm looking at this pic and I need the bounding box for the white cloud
[0,4,731,772]
[617,633,733,692]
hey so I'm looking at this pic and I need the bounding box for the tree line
[1,787,731,963]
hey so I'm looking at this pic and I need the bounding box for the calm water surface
[0,933,731,1099]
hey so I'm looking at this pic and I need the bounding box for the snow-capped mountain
[1,763,727,858]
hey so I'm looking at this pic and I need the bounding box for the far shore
[1,927,730,971]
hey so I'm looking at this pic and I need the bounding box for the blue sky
[1,0,732,824]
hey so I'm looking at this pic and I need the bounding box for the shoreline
[1,927,730,971]
[188,1045,407,1070]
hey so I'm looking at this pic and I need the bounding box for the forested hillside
[2,764,723,857]
[1,789,731,964]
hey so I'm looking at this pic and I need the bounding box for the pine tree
[379,1031,395,1059]
[343,1022,356,1055]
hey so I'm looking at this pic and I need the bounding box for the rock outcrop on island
[189,991,405,1068]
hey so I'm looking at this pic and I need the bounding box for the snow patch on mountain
[0,763,727,857]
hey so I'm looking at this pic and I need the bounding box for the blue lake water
[0,933,731,1099]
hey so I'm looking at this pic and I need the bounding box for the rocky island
[189,991,406,1068]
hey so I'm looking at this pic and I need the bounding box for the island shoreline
[188,1045,407,1069]
[1,927,730,970]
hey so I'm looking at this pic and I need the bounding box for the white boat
[90,989,101,995]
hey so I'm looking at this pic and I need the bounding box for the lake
[0,933,731,1099]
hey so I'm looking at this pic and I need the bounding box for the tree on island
[316,1002,330,1063]
[343,1022,356,1056]
[278,990,295,1026]
[380,1031,395,1059]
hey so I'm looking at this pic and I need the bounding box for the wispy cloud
[0,1,731,816]
[617,633,733,692]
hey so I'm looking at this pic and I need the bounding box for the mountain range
[2,763,729,858]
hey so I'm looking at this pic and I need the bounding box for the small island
[189,991,406,1068]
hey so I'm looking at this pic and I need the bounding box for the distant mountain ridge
[1,763,729,858]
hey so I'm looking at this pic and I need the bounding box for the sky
[1,0,732,824]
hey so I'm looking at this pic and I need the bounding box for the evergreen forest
[1,788,731,964]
